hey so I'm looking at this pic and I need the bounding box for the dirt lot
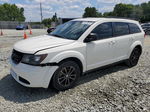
[0,29,150,112]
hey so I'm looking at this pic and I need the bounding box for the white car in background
[10,18,144,91]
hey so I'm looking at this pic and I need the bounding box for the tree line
[0,3,25,21]
[42,13,58,27]
[43,2,150,27]
[0,2,150,24]
[83,2,150,23]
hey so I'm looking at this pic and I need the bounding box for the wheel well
[134,45,142,55]
[59,57,83,73]
[49,57,83,88]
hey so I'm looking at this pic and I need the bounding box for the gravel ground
[0,30,150,112]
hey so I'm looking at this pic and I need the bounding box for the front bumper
[9,58,58,88]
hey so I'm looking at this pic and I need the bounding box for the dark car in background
[16,24,28,30]
[141,23,150,35]
[47,27,56,33]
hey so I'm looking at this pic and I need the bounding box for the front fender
[49,51,86,72]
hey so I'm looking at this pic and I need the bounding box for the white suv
[10,18,144,90]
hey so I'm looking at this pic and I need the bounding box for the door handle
[110,40,116,45]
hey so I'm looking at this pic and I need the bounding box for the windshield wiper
[50,34,63,38]
[50,34,68,39]
[52,34,61,37]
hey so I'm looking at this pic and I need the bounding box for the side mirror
[84,33,97,43]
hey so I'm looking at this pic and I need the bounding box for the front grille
[11,50,24,64]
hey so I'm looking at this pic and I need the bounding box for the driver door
[86,22,116,70]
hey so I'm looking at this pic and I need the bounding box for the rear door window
[113,22,130,36]
[91,22,113,40]
[128,23,141,34]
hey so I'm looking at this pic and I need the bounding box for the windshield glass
[50,21,94,40]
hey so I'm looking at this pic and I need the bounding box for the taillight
[144,33,146,38]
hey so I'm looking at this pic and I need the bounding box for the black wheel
[52,61,80,91]
[126,47,141,67]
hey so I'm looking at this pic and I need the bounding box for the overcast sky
[0,0,149,22]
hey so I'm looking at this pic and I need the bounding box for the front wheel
[52,61,80,91]
[126,47,141,67]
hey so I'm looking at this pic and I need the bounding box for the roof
[73,18,105,22]
[72,18,139,23]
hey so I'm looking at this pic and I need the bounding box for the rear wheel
[126,47,141,67]
[52,60,80,91]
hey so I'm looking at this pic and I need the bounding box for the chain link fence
[0,21,44,29]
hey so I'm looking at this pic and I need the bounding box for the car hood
[14,35,75,54]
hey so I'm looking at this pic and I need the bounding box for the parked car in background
[141,23,150,35]
[10,18,144,91]
[16,24,28,30]
[47,27,56,33]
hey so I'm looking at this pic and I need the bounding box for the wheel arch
[49,51,86,72]
[128,41,143,58]
[58,57,83,73]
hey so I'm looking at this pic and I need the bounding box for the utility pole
[40,1,43,22]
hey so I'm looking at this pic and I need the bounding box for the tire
[52,60,80,91]
[126,47,141,67]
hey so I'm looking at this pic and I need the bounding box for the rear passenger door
[112,22,132,61]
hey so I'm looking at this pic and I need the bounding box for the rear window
[128,23,141,34]
[113,22,130,36]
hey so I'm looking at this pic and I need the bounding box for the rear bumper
[9,58,58,88]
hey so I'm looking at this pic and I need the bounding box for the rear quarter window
[128,23,141,34]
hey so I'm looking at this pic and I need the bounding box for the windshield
[50,21,94,40]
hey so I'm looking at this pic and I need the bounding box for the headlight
[21,54,47,65]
